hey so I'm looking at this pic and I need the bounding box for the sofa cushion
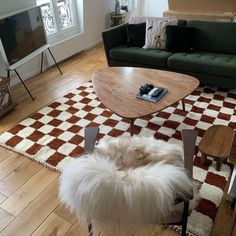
[167,51,236,79]
[166,25,195,53]
[188,20,236,55]
[110,46,173,68]
[126,23,146,47]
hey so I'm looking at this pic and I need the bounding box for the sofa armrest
[102,23,128,66]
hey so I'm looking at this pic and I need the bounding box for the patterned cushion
[143,18,178,49]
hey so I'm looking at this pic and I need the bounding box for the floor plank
[0,207,14,232]
[54,203,78,224]
[0,167,58,216]
[0,153,27,181]
[210,180,234,236]
[90,225,174,236]
[0,193,6,205]
[0,160,42,197]
[65,219,88,236]
[31,213,71,236]
[0,178,60,236]
[137,225,173,236]
[0,148,12,163]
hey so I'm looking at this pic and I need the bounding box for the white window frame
[37,0,83,45]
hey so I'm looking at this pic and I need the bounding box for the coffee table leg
[130,119,134,136]
[182,99,186,111]
[201,153,207,165]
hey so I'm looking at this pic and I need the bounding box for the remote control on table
[148,87,163,97]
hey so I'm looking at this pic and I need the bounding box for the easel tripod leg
[40,52,44,73]
[48,48,63,75]
[7,70,10,78]
[14,69,35,101]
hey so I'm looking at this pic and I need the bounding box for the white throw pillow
[143,18,178,49]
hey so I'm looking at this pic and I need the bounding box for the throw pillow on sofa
[143,18,178,49]
[166,25,195,53]
[126,22,146,47]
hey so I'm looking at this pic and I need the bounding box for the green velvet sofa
[102,20,236,89]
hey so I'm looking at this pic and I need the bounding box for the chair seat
[60,135,196,230]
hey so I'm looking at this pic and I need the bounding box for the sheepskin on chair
[59,135,196,232]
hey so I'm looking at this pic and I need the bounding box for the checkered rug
[0,81,235,235]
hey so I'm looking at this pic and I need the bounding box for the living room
[0,0,235,235]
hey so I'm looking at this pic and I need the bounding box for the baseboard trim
[9,39,102,87]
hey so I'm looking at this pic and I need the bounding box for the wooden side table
[110,12,126,27]
[199,125,235,171]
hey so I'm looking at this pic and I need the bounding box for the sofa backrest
[129,16,169,24]
[188,20,236,55]
[128,16,187,26]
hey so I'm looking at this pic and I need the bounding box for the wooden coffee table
[92,67,199,135]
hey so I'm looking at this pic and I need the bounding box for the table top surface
[92,67,199,119]
[199,125,235,159]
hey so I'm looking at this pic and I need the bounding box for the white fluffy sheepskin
[59,135,195,230]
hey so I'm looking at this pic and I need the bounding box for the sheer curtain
[131,0,149,16]
[132,0,168,16]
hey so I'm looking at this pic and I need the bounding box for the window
[37,0,82,45]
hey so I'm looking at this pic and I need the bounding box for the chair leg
[84,127,99,154]
[40,52,44,73]
[216,158,223,171]
[88,221,93,236]
[182,201,189,236]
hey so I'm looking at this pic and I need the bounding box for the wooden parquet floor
[0,44,234,236]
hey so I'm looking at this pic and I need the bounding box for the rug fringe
[168,225,197,236]
[0,144,61,173]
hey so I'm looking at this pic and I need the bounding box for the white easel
[0,6,63,101]
[2,44,63,101]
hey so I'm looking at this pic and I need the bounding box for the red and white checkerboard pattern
[0,81,235,235]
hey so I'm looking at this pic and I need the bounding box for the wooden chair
[83,127,197,236]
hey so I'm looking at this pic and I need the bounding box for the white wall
[45,0,114,66]
[0,0,114,85]
[0,0,35,16]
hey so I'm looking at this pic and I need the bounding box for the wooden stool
[199,125,235,171]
